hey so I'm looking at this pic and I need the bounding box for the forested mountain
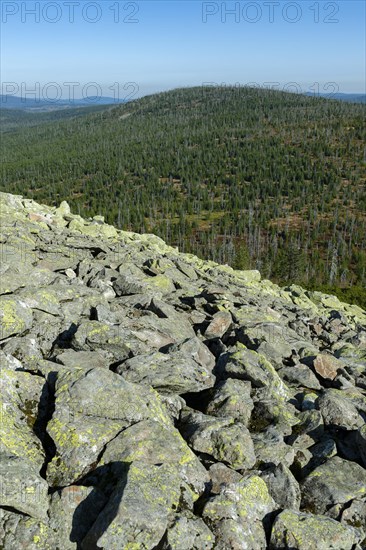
[1,86,365,304]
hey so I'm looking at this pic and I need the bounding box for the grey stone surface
[116,337,216,394]
[270,509,362,550]
[180,409,256,470]
[0,192,365,549]
[301,456,366,516]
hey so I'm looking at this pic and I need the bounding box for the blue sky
[1,0,365,100]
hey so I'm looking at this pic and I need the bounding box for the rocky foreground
[0,192,366,549]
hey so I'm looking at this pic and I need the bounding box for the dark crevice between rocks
[152,531,168,550]
[334,429,365,467]
[204,337,227,359]
[108,353,134,373]
[90,306,98,321]
[89,247,107,259]
[263,509,280,546]
[193,485,213,518]
[180,388,214,413]
[17,368,46,379]
[190,450,220,472]
[35,375,57,481]
[191,322,206,335]
[0,505,31,517]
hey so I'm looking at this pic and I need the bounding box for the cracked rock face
[0,192,366,549]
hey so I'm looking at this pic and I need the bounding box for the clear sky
[1,0,365,100]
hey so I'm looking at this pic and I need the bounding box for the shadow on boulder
[71,462,130,549]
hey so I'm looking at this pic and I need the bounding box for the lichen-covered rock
[317,389,365,430]
[252,426,295,467]
[203,475,275,549]
[0,297,33,340]
[116,337,215,394]
[251,387,299,436]
[278,363,321,390]
[301,456,366,516]
[260,463,301,510]
[287,409,324,449]
[180,410,256,470]
[72,313,193,362]
[0,511,53,550]
[0,369,45,469]
[236,317,307,369]
[0,192,366,548]
[46,368,171,486]
[217,344,290,399]
[208,462,243,494]
[162,512,215,549]
[205,378,254,426]
[269,509,362,549]
[113,261,175,296]
[292,437,338,480]
[82,462,181,549]
[2,336,44,369]
[0,454,49,519]
[55,349,110,369]
[339,497,366,540]
[48,485,108,549]
[99,419,209,502]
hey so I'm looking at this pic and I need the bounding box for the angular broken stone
[48,485,108,549]
[0,511,52,550]
[278,364,321,390]
[301,456,366,516]
[99,418,209,502]
[82,462,181,549]
[162,512,215,549]
[0,297,33,340]
[116,337,216,394]
[252,426,295,468]
[203,475,275,549]
[0,454,49,520]
[208,462,243,494]
[46,368,172,486]
[317,389,365,430]
[269,509,361,550]
[217,344,290,400]
[204,311,232,339]
[180,409,256,470]
[205,378,254,426]
[313,353,343,380]
[260,463,301,510]
[0,368,45,470]
[55,349,110,369]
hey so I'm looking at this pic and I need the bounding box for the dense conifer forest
[1,87,365,305]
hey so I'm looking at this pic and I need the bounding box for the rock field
[0,192,365,549]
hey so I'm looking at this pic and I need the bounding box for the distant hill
[0,104,115,132]
[0,95,127,111]
[305,92,366,104]
[1,86,365,292]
